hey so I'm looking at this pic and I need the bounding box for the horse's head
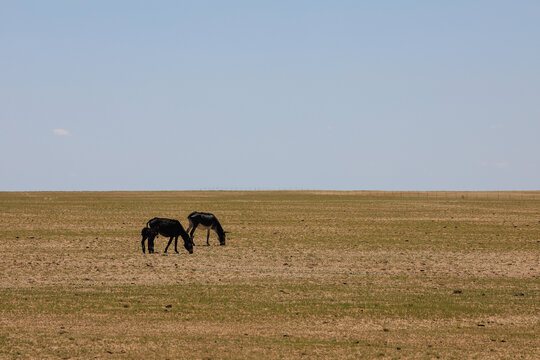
[219,231,229,246]
[183,237,194,254]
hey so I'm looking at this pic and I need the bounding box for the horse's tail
[146,217,158,228]
[145,218,159,238]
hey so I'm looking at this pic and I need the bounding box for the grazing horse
[141,227,158,254]
[186,212,227,246]
[146,217,193,254]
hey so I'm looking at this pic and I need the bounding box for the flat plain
[0,191,538,359]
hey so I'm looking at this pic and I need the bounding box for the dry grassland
[0,191,539,359]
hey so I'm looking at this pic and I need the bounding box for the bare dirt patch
[0,191,539,359]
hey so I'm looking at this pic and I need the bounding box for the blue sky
[1,1,539,191]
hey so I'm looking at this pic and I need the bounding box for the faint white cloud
[480,161,510,169]
[53,129,71,136]
[490,124,504,130]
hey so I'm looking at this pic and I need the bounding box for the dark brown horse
[145,217,193,254]
[186,212,227,246]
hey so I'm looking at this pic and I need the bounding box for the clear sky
[1,1,539,191]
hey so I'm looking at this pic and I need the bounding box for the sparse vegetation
[0,191,538,359]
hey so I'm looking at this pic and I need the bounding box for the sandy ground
[0,191,538,359]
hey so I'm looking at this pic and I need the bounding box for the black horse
[186,212,227,246]
[145,217,193,254]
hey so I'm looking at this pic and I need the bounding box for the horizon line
[1,189,538,193]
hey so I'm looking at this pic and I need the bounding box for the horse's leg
[164,237,173,253]
[206,230,210,246]
[149,236,155,253]
[189,225,197,246]
[174,236,179,253]
[141,235,147,253]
